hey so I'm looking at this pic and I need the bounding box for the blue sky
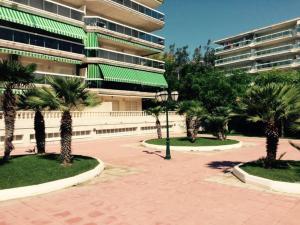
[157,0,300,52]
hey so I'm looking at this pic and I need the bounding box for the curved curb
[142,140,242,152]
[233,164,300,194]
[0,157,105,202]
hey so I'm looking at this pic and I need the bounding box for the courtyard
[0,135,299,225]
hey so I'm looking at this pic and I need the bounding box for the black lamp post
[155,90,179,160]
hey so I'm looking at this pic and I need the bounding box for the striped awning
[87,64,101,79]
[0,48,82,64]
[99,64,168,88]
[98,34,162,53]
[85,33,99,48]
[0,6,86,40]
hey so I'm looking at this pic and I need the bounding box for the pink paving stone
[0,135,300,225]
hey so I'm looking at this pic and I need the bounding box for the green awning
[0,6,86,40]
[99,64,168,88]
[87,64,101,79]
[98,34,162,53]
[85,33,99,48]
[0,48,82,64]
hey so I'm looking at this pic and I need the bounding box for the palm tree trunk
[186,116,194,140]
[34,110,45,154]
[60,111,72,165]
[191,120,201,143]
[2,86,16,162]
[156,118,162,139]
[265,122,279,168]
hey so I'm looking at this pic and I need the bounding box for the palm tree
[18,87,60,154]
[238,83,300,167]
[47,77,100,166]
[0,60,36,162]
[177,101,206,142]
[146,106,164,139]
[177,101,197,139]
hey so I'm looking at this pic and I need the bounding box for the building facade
[214,18,300,73]
[0,0,167,111]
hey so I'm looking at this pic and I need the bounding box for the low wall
[0,111,185,147]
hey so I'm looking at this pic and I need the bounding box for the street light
[155,90,179,160]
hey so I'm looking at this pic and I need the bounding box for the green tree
[18,87,60,154]
[146,106,164,139]
[0,60,36,162]
[47,77,101,165]
[238,83,300,167]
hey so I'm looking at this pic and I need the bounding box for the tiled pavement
[0,135,300,225]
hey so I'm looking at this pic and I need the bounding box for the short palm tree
[18,87,60,154]
[146,106,164,139]
[0,60,36,162]
[177,101,206,142]
[47,77,100,166]
[238,83,300,167]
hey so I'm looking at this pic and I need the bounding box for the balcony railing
[215,39,252,53]
[215,52,252,65]
[10,0,84,22]
[34,72,84,84]
[255,29,293,43]
[86,48,165,70]
[0,26,84,54]
[84,16,165,46]
[110,0,164,21]
[256,44,293,56]
[256,59,293,70]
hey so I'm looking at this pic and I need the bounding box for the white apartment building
[214,18,300,73]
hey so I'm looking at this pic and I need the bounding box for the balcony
[215,52,252,66]
[0,25,84,55]
[215,39,252,54]
[84,16,165,48]
[34,71,84,85]
[255,44,294,58]
[8,0,84,22]
[254,29,293,44]
[85,0,165,32]
[86,48,165,70]
[256,59,293,70]
[134,0,164,8]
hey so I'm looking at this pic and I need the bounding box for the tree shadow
[142,150,165,159]
[207,161,242,173]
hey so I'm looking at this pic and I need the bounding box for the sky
[156,0,300,53]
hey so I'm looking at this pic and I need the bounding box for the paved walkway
[0,135,300,225]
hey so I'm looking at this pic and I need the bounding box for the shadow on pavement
[207,161,242,173]
[142,150,165,159]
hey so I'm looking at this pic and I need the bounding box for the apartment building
[214,18,300,73]
[0,0,167,111]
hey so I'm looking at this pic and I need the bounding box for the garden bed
[143,137,241,152]
[233,161,300,194]
[0,154,104,201]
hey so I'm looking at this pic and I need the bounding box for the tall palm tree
[18,87,60,154]
[0,60,36,162]
[146,106,164,139]
[47,77,100,166]
[238,83,300,167]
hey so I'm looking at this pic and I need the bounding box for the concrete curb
[233,164,300,194]
[0,157,105,202]
[142,140,242,152]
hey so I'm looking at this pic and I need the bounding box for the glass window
[58,5,70,18]
[29,0,43,10]
[71,10,83,21]
[44,1,57,14]
[14,31,30,44]
[0,27,14,41]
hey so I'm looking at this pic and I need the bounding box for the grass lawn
[146,137,239,146]
[241,161,300,183]
[0,154,99,189]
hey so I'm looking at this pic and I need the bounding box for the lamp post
[156,91,179,160]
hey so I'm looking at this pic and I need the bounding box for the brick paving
[0,135,300,225]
